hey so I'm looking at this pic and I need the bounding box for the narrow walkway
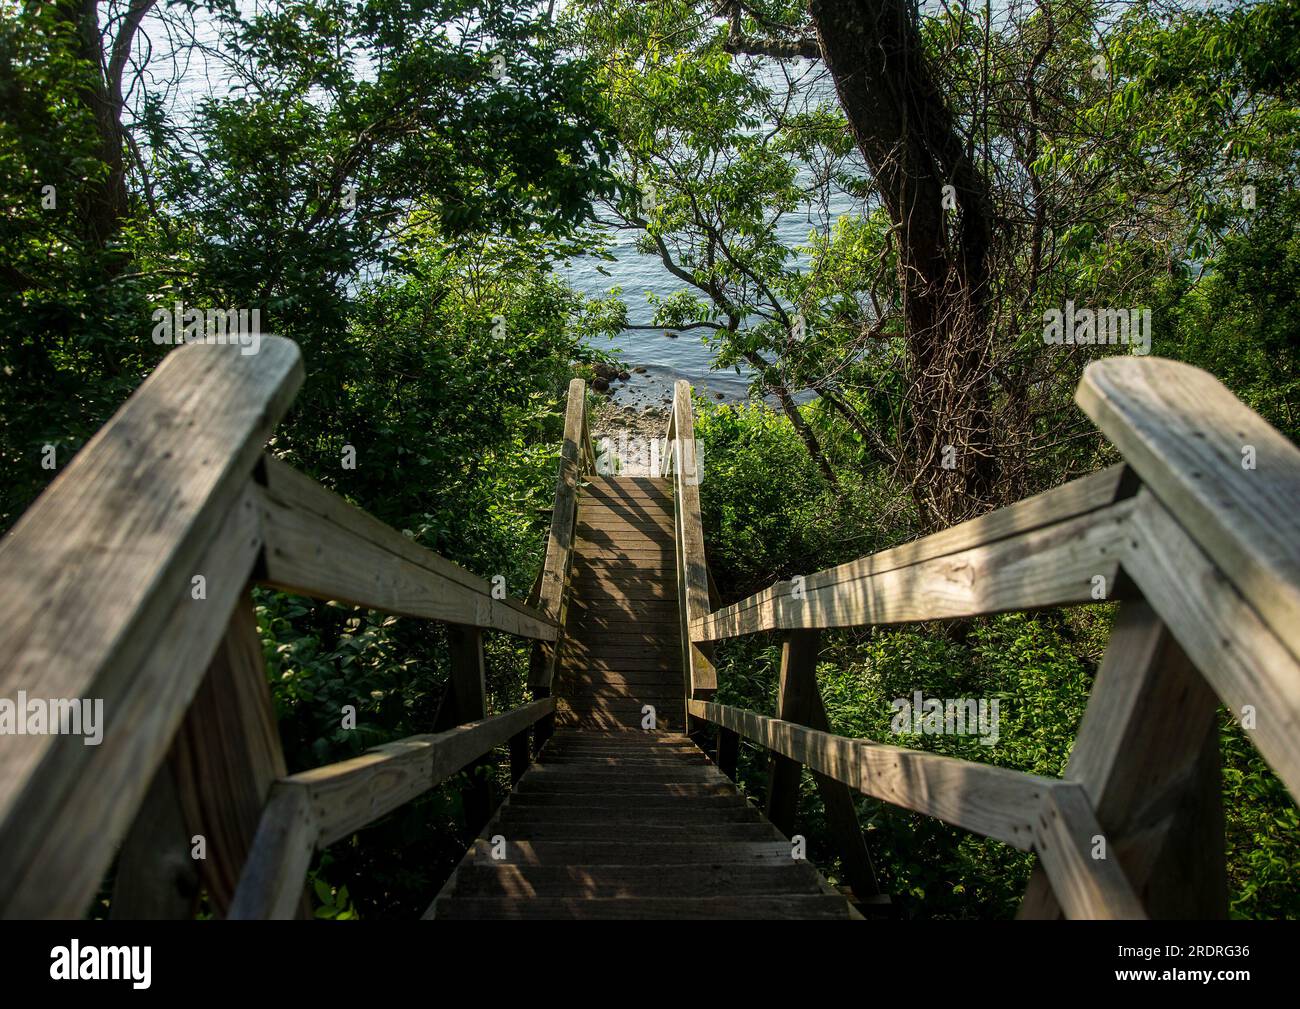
[557,475,683,732]
[428,475,859,920]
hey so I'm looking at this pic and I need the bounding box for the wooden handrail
[692,464,1135,641]
[255,456,557,640]
[0,338,304,918]
[229,698,556,919]
[687,701,1145,919]
[685,357,1300,920]
[1078,357,1300,660]
[662,380,717,699]
[0,342,589,918]
[530,378,595,690]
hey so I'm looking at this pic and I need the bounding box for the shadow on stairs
[426,730,860,920]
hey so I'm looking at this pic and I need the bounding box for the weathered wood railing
[0,339,580,919]
[685,357,1300,919]
[528,379,596,728]
[661,380,717,728]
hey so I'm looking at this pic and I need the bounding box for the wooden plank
[1020,599,1224,920]
[703,465,1133,632]
[109,763,200,920]
[227,785,318,920]
[559,673,684,693]
[461,839,798,866]
[530,379,589,692]
[560,657,681,675]
[256,457,554,641]
[689,701,1057,849]
[1123,489,1300,800]
[1078,357,1300,663]
[568,599,680,618]
[569,579,677,601]
[576,530,675,551]
[692,497,1135,642]
[168,596,294,917]
[1033,783,1147,920]
[766,631,820,835]
[668,380,717,698]
[0,340,302,919]
[291,699,554,847]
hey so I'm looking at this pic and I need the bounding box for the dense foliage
[2,0,1296,919]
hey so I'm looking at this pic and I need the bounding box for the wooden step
[513,779,738,797]
[556,671,683,690]
[444,862,825,899]
[507,792,748,809]
[494,805,763,826]
[574,538,674,558]
[569,580,676,601]
[429,895,855,920]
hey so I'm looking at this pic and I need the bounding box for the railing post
[766,629,882,902]
[529,379,588,704]
[111,591,304,919]
[766,631,819,834]
[666,380,717,739]
[110,762,201,919]
[509,727,532,785]
[171,593,302,917]
[1019,598,1226,919]
[437,625,493,836]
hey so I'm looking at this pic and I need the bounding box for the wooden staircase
[558,476,683,731]
[430,471,858,919]
[4,344,1299,922]
[428,729,856,919]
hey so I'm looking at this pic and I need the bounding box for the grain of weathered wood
[169,596,293,917]
[1033,783,1147,920]
[693,497,1134,641]
[0,338,302,918]
[1123,489,1300,800]
[1078,357,1300,663]
[256,457,555,640]
[703,465,1132,633]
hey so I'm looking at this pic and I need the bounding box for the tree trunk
[807,0,999,526]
